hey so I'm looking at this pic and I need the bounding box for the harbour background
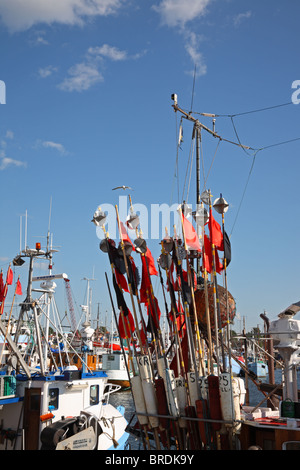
[109,368,299,450]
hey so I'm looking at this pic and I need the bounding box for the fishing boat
[101,317,133,389]
[247,358,268,378]
[102,350,132,389]
[0,241,129,450]
[91,93,300,451]
[239,304,300,450]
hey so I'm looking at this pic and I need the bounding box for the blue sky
[0,0,300,332]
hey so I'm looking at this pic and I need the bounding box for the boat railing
[102,383,121,404]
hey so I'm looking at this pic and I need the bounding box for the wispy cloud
[0,156,27,170]
[233,11,252,27]
[0,0,124,32]
[153,0,212,76]
[42,140,68,155]
[0,130,26,171]
[58,43,146,92]
[87,44,128,61]
[57,62,104,92]
[152,0,211,28]
[38,65,58,78]
[5,130,13,139]
[184,31,207,77]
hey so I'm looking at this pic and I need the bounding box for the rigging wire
[182,130,195,203]
[170,113,181,205]
[255,136,300,152]
[172,97,300,237]
[229,152,258,238]
[226,101,293,118]
[190,64,197,114]
[192,100,293,118]
[203,138,221,189]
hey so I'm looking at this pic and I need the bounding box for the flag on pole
[145,248,158,276]
[223,231,231,267]
[140,256,152,303]
[0,271,4,302]
[146,295,161,331]
[208,210,223,250]
[139,248,158,303]
[16,278,22,296]
[118,309,135,339]
[114,268,129,293]
[182,213,201,252]
[6,265,13,285]
[120,222,135,250]
[112,274,130,316]
[203,234,223,274]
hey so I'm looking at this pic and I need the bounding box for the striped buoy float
[175,376,188,428]
[138,355,159,429]
[219,372,234,422]
[131,375,149,426]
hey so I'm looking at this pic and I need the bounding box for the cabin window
[49,388,59,410]
[282,441,300,450]
[90,385,99,406]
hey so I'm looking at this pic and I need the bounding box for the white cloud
[87,44,128,61]
[42,140,68,154]
[184,31,207,76]
[0,131,26,170]
[58,43,145,91]
[153,0,211,76]
[0,0,124,32]
[38,65,58,78]
[34,35,49,45]
[0,156,26,170]
[58,62,104,92]
[152,0,211,28]
[5,130,14,139]
[233,10,252,27]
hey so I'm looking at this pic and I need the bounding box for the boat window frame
[48,387,59,411]
[282,441,300,450]
[90,384,99,406]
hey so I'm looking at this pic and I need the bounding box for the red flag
[0,283,7,314]
[145,248,158,276]
[182,213,201,252]
[6,266,13,285]
[15,278,22,296]
[0,271,4,302]
[209,210,223,250]
[203,234,223,274]
[139,249,158,303]
[140,256,151,303]
[139,324,148,348]
[118,309,135,339]
[114,269,129,293]
[203,234,213,273]
[120,222,135,250]
[146,296,161,330]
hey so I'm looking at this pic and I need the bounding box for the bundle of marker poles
[97,192,240,450]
